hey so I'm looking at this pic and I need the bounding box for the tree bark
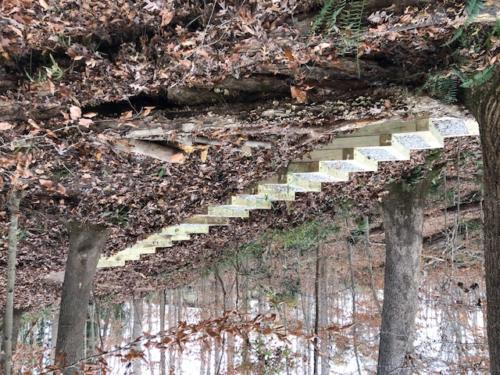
[348,241,362,375]
[1,190,21,375]
[377,175,432,375]
[159,290,166,375]
[55,221,108,373]
[465,68,500,375]
[132,297,143,375]
[313,245,320,375]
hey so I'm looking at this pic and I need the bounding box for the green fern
[461,65,495,88]
[444,0,484,46]
[336,0,365,55]
[312,0,365,40]
[312,0,365,78]
[311,0,337,35]
[326,1,346,32]
[423,73,460,103]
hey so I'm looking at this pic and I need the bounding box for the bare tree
[313,245,320,375]
[159,290,166,375]
[132,297,143,375]
[347,241,362,375]
[55,222,108,373]
[1,189,22,375]
[377,171,434,375]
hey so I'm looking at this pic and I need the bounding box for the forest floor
[0,0,495,311]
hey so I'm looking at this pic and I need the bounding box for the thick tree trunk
[465,68,500,374]
[377,175,432,375]
[55,222,108,373]
[1,190,21,375]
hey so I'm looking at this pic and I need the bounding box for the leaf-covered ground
[0,0,495,311]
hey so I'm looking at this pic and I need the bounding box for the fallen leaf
[39,179,54,189]
[120,111,133,120]
[70,106,82,120]
[79,118,93,128]
[170,153,185,163]
[200,148,209,162]
[161,9,175,27]
[39,0,49,10]
[28,119,40,129]
[0,122,13,131]
[45,129,58,138]
[283,47,295,62]
[8,25,23,38]
[142,106,155,117]
[56,183,67,195]
[290,86,308,104]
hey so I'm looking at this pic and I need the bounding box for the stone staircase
[97,116,479,268]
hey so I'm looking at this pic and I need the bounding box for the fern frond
[444,0,484,46]
[311,0,337,35]
[337,0,366,56]
[461,65,495,88]
[424,73,460,103]
[326,0,346,33]
[465,0,484,19]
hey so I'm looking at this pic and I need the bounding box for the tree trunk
[1,190,21,375]
[465,68,500,374]
[51,309,60,361]
[159,290,166,375]
[319,250,330,375]
[313,245,320,375]
[55,222,108,373]
[347,241,362,375]
[10,309,23,356]
[132,297,143,375]
[377,175,432,375]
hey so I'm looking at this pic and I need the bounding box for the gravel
[395,134,432,150]
[290,172,340,182]
[358,147,402,161]
[322,160,373,172]
[432,118,469,137]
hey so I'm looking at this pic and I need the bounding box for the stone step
[257,184,298,201]
[112,249,142,262]
[431,117,479,137]
[288,161,351,183]
[161,224,210,236]
[142,234,173,247]
[303,148,379,172]
[356,135,411,162]
[286,174,323,192]
[97,116,480,269]
[171,233,191,242]
[231,194,272,209]
[208,205,250,218]
[393,123,444,150]
[185,215,231,225]
[98,258,125,268]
